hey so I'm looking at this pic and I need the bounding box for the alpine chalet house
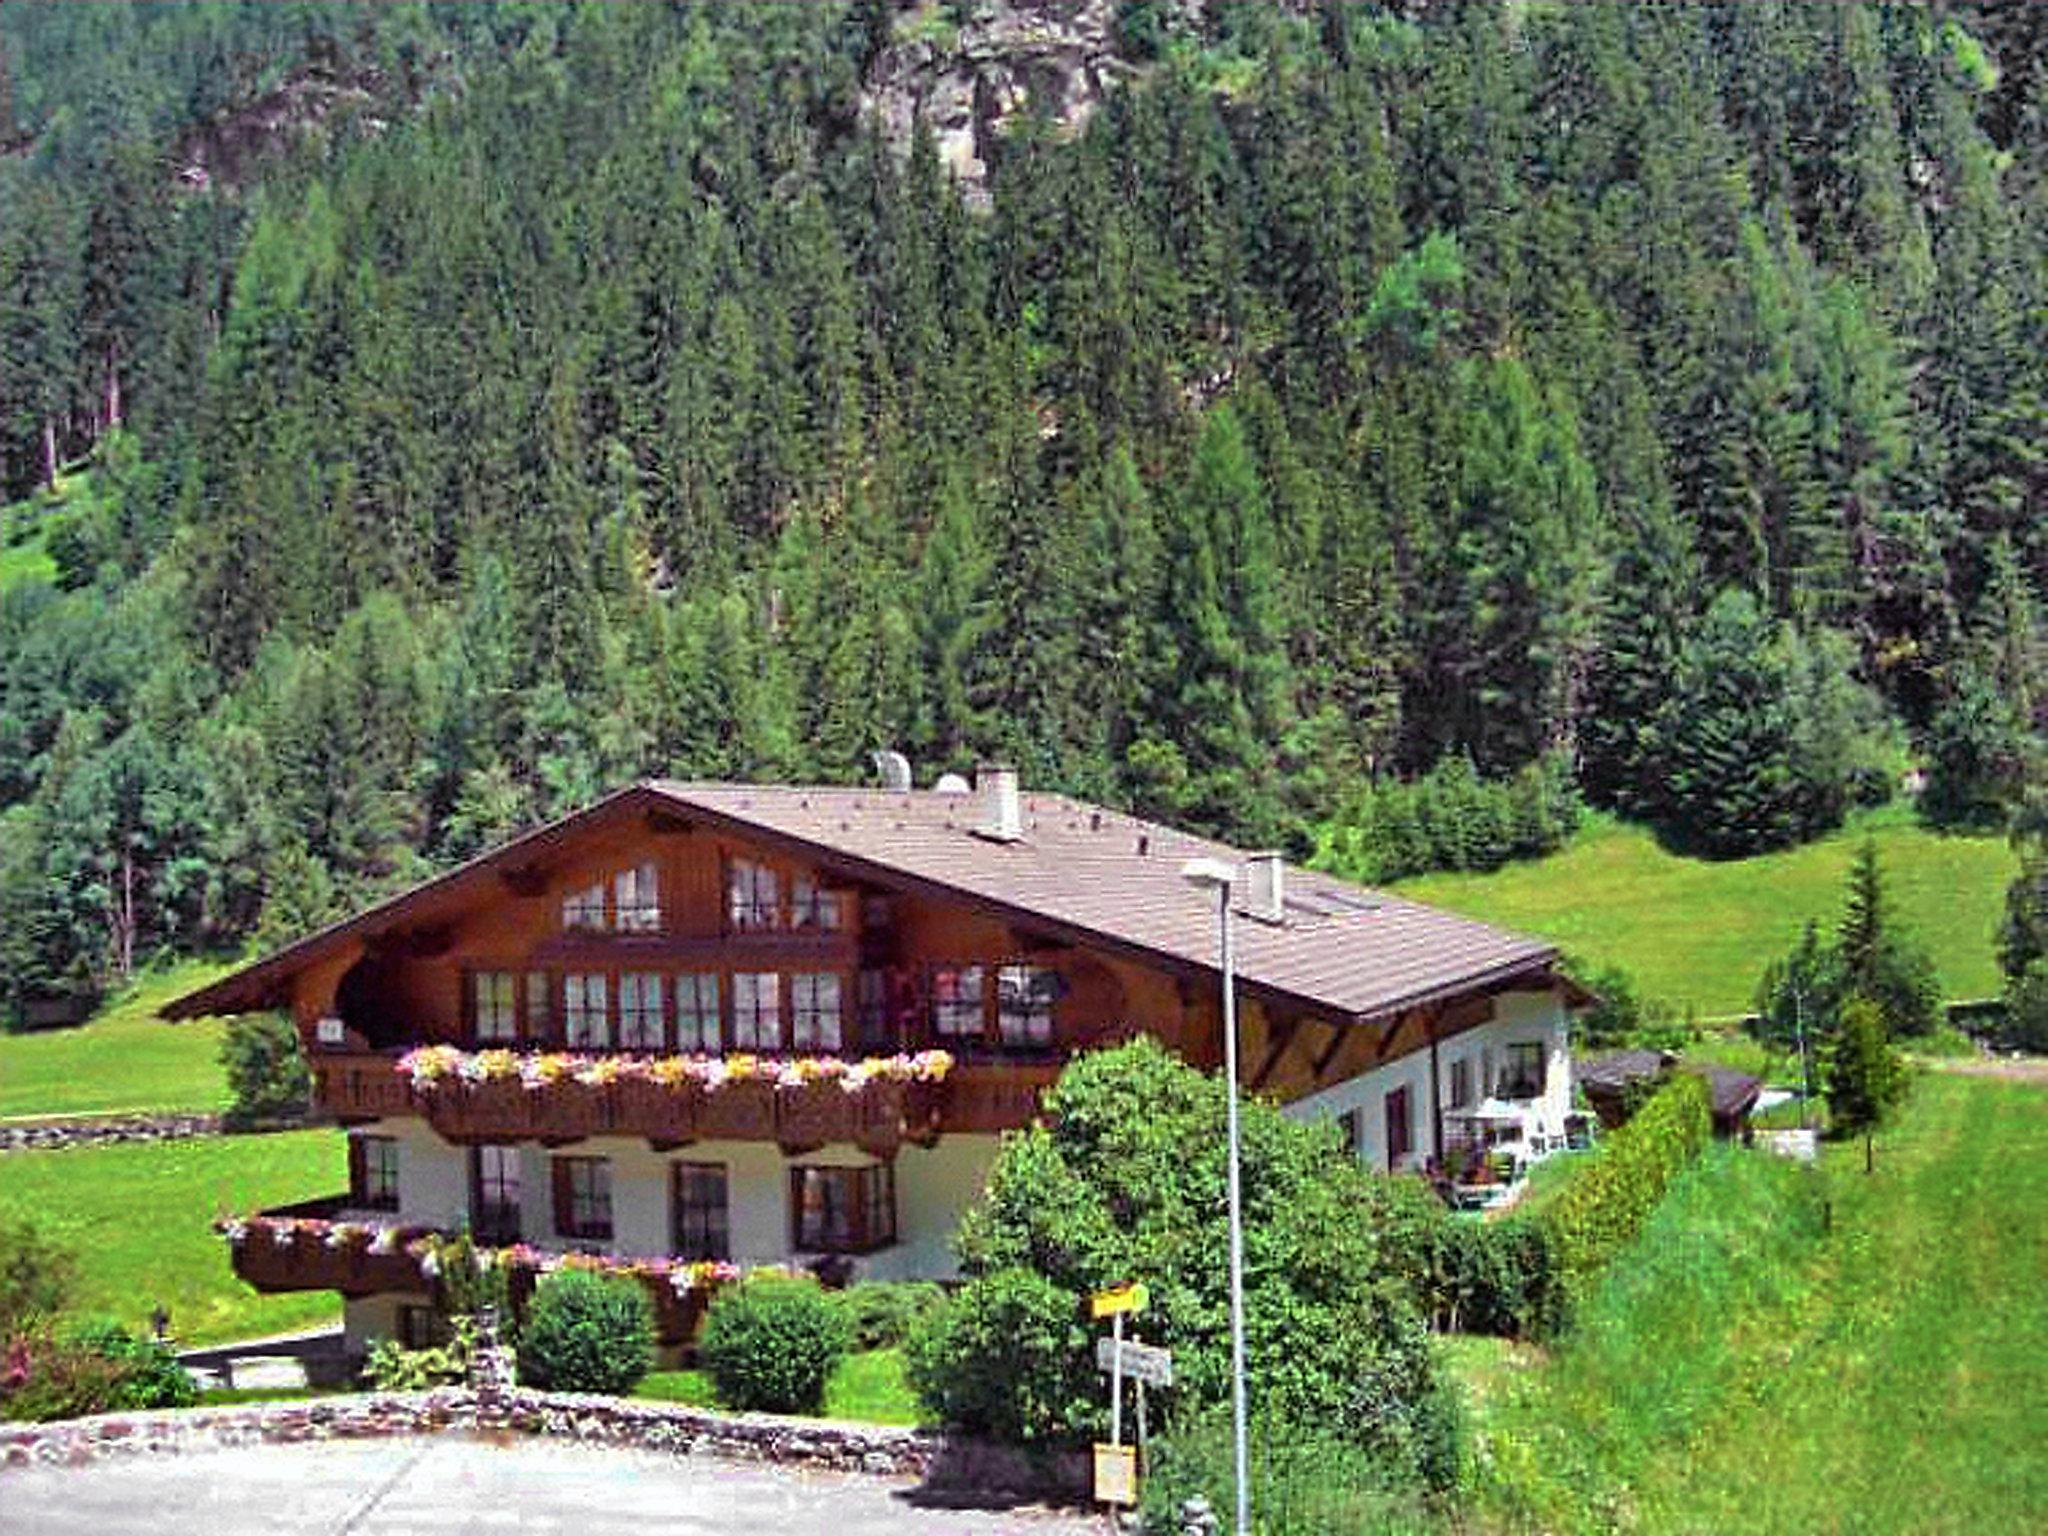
[165,769,1582,1356]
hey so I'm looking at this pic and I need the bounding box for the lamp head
[1180,856,1237,891]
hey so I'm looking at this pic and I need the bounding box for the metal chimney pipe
[974,763,1023,842]
[1243,852,1285,923]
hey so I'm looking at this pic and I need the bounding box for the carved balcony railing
[218,1197,732,1346]
[309,1048,1061,1151]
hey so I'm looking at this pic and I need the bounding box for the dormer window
[791,872,844,931]
[728,859,781,932]
[562,882,606,931]
[615,861,661,932]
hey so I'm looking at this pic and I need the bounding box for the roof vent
[1241,852,1286,924]
[973,763,1024,843]
[872,750,913,793]
[934,772,971,795]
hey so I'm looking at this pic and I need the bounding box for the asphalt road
[0,1437,1100,1535]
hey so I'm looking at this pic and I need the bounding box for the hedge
[1425,1074,1713,1340]
[1535,1073,1712,1329]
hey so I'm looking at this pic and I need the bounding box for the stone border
[0,1388,940,1479]
[0,1113,222,1155]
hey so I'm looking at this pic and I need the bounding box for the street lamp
[1181,856,1249,1536]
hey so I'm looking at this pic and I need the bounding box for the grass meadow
[1452,1071,2048,1534]
[0,959,235,1120]
[1397,806,2015,1019]
[0,1128,345,1347]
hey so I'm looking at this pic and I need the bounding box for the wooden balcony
[222,1196,714,1346]
[307,1049,1061,1150]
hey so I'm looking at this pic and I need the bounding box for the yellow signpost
[1090,1281,1148,1318]
[1091,1282,1163,1510]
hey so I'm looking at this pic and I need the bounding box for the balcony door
[1385,1086,1412,1170]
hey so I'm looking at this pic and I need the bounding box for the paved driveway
[0,1437,1098,1535]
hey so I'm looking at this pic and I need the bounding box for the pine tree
[1827,994,1906,1173]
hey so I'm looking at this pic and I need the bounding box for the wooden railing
[308,1051,1062,1150]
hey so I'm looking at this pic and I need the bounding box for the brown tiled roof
[162,780,1564,1024]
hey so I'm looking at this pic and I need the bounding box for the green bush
[0,1220,75,1335]
[1141,1408,1441,1536]
[0,1319,194,1422]
[904,1269,1093,1446]
[916,1039,1448,1484]
[219,1013,312,1129]
[61,1317,196,1409]
[1427,1216,1556,1340]
[1536,1074,1712,1328]
[698,1275,849,1414]
[516,1269,654,1396]
[363,1326,472,1392]
[834,1280,944,1352]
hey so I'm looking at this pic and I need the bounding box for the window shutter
[348,1136,367,1205]
[552,1158,574,1236]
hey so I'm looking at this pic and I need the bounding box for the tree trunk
[105,349,122,432]
[41,416,58,489]
[1864,1129,1873,1174]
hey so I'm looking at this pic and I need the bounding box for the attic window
[614,861,661,932]
[728,859,781,932]
[562,882,606,931]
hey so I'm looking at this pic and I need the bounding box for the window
[471,1145,522,1244]
[732,972,782,1051]
[525,971,553,1043]
[397,1304,444,1350]
[671,1162,730,1261]
[564,973,610,1049]
[675,973,721,1054]
[1337,1108,1365,1161]
[930,966,985,1041]
[553,1156,613,1241]
[1448,1056,1473,1111]
[618,973,665,1051]
[857,970,894,1052]
[614,860,662,932]
[1499,1042,1545,1100]
[791,1163,897,1253]
[790,872,844,930]
[1385,1086,1413,1168]
[472,971,518,1043]
[351,1135,400,1211]
[562,881,606,931]
[791,973,843,1052]
[728,858,780,931]
[996,965,1059,1049]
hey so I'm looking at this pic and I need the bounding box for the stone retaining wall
[0,1388,940,1480]
[0,1113,223,1155]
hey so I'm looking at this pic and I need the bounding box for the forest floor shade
[0,958,236,1120]
[0,1127,345,1348]
[1451,1071,2048,1534]
[1396,806,2015,1019]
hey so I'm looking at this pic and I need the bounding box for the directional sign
[1090,1281,1148,1318]
[1096,1335,1174,1388]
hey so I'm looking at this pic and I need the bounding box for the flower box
[697,1079,776,1141]
[424,1077,533,1141]
[775,1082,861,1151]
[617,1076,699,1145]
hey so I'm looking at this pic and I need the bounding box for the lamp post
[1181,857,1249,1536]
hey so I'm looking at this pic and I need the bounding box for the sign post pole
[1109,1308,1124,1451]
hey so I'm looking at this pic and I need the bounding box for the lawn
[1397,807,2015,1018]
[0,1128,346,1347]
[637,1347,922,1425]
[1455,1071,2048,1534]
[0,959,235,1120]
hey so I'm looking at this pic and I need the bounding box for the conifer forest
[0,2,2042,1007]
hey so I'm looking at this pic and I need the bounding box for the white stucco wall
[1282,989,1574,1173]
[349,1124,999,1283]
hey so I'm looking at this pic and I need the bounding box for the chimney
[973,763,1024,843]
[872,749,912,793]
[1242,852,1285,923]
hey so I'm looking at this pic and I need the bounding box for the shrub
[1536,1074,1711,1329]
[1427,1216,1557,1339]
[0,1220,74,1336]
[516,1269,654,1396]
[364,1319,474,1392]
[2000,961,2048,1053]
[219,1012,312,1129]
[1141,1408,1443,1536]
[835,1280,944,1352]
[918,1039,1447,1481]
[0,1319,194,1422]
[699,1274,849,1415]
[904,1269,1093,1446]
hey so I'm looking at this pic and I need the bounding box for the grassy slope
[1456,1072,2048,1534]
[0,959,235,1120]
[0,1128,346,1347]
[1397,808,2015,1018]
